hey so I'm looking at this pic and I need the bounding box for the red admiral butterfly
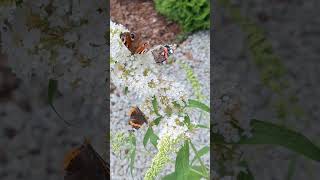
[128,106,148,129]
[63,139,109,180]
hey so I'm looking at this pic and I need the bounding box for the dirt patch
[110,0,182,46]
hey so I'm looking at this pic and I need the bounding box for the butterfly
[63,139,109,180]
[128,106,148,129]
[120,32,150,55]
[120,31,175,63]
[152,44,175,63]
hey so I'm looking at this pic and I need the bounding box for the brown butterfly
[63,139,109,180]
[128,106,148,129]
[120,32,150,55]
[120,31,174,63]
[151,45,175,64]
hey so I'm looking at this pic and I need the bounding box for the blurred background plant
[0,1,108,179]
[154,0,210,33]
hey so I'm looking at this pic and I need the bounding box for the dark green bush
[154,0,210,33]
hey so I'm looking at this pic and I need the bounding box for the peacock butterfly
[120,32,150,55]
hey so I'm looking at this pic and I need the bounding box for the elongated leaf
[211,132,227,144]
[152,117,162,126]
[239,119,320,161]
[191,146,209,165]
[48,79,71,126]
[162,167,203,180]
[190,141,209,177]
[150,133,159,148]
[237,161,254,180]
[162,172,177,180]
[152,96,160,115]
[286,156,297,180]
[124,86,129,95]
[129,134,136,177]
[189,166,206,179]
[237,168,254,180]
[48,79,58,104]
[176,141,190,180]
[195,124,209,129]
[129,148,136,177]
[143,127,153,148]
[187,99,210,112]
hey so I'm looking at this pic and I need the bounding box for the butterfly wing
[64,140,109,180]
[120,32,149,55]
[152,48,165,63]
[135,42,149,54]
[152,45,175,64]
[128,107,148,129]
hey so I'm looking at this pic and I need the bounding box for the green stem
[189,167,208,178]
[189,140,209,178]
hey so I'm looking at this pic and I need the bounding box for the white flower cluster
[0,0,107,105]
[110,21,190,140]
[157,115,188,140]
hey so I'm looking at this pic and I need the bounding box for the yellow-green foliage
[0,0,22,6]
[218,0,304,121]
[178,61,204,101]
[218,0,287,93]
[154,0,210,33]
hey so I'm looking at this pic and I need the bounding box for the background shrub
[154,0,210,33]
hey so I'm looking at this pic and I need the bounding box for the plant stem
[189,140,209,178]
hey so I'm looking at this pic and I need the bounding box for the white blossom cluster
[0,0,107,105]
[110,21,191,141]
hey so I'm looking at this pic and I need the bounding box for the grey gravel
[215,0,320,179]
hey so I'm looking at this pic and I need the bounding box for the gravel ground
[215,0,320,179]
[110,30,210,179]
[0,58,107,180]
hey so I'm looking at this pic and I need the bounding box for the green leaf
[195,124,209,129]
[150,132,159,148]
[129,134,136,177]
[152,96,160,115]
[187,99,210,112]
[124,86,129,95]
[190,141,209,177]
[152,117,162,126]
[47,79,71,126]
[162,172,177,180]
[211,132,227,144]
[237,168,254,180]
[286,156,297,180]
[239,119,320,161]
[189,166,206,179]
[163,166,204,180]
[184,115,191,126]
[143,127,153,148]
[142,126,159,149]
[237,161,254,180]
[191,146,209,165]
[175,141,190,180]
[48,79,58,105]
